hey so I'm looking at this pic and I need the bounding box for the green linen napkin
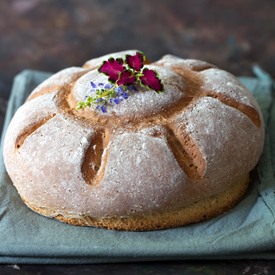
[0,69,274,264]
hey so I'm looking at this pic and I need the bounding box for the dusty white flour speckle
[3,51,265,220]
[200,68,260,112]
[72,65,187,120]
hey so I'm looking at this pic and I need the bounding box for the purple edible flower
[90,82,96,88]
[104,83,113,89]
[78,51,163,113]
[122,92,128,99]
[128,85,138,91]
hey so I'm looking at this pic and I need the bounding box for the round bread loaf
[3,50,265,231]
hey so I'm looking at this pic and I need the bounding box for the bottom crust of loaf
[21,174,250,231]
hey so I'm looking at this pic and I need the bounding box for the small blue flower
[90,82,96,88]
[128,85,137,91]
[104,83,113,89]
[114,98,120,104]
[85,81,138,113]
[122,92,128,99]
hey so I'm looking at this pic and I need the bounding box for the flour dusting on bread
[3,50,265,230]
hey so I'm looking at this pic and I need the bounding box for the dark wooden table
[0,260,275,275]
[0,1,275,274]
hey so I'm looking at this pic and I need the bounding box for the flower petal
[90,82,97,88]
[117,70,136,86]
[98,57,125,83]
[125,51,145,72]
[139,68,164,93]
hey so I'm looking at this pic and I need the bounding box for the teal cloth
[0,70,275,264]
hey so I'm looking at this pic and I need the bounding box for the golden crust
[23,174,250,231]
